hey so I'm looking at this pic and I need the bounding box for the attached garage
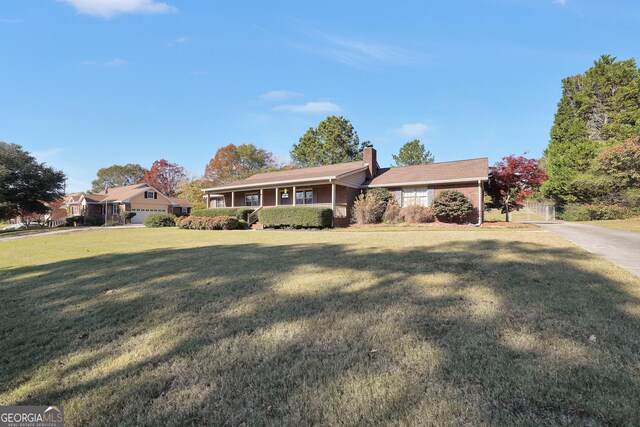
[130,208,168,224]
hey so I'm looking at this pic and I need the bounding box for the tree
[0,142,66,223]
[291,116,368,166]
[392,139,434,166]
[204,143,275,184]
[595,135,640,189]
[542,55,640,203]
[486,155,547,222]
[176,178,207,210]
[143,159,186,197]
[91,163,147,192]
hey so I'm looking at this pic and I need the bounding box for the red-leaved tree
[143,159,186,197]
[486,155,548,222]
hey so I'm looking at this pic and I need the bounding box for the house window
[295,190,313,205]
[212,198,224,208]
[401,187,429,207]
[112,204,119,214]
[245,193,260,206]
[144,191,157,199]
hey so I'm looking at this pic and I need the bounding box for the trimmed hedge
[144,213,176,228]
[191,208,254,221]
[258,206,333,229]
[175,215,242,230]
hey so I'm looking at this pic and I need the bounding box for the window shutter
[154,192,157,199]
[427,188,435,206]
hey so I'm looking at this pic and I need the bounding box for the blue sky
[1,0,639,192]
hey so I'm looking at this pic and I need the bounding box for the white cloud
[57,0,176,18]
[83,58,129,67]
[273,101,341,114]
[0,18,23,24]
[289,26,424,70]
[553,0,568,5]
[166,36,188,47]
[259,90,302,102]
[395,123,429,138]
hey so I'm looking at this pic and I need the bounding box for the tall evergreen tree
[291,116,367,167]
[392,139,434,166]
[542,55,640,203]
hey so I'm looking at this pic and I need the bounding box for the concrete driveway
[535,222,640,277]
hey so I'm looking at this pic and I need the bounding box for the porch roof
[202,161,368,192]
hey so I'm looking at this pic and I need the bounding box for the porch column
[260,189,263,207]
[275,188,278,207]
[478,180,483,225]
[231,191,235,207]
[293,186,296,206]
[206,193,210,208]
[331,182,336,226]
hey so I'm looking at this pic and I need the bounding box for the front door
[279,189,291,205]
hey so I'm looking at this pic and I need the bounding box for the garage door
[130,208,167,224]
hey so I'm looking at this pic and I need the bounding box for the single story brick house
[63,183,192,224]
[202,147,488,226]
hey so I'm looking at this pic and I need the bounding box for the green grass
[1,228,639,425]
[485,208,549,222]
[583,216,640,233]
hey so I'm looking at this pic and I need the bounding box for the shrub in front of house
[402,205,436,223]
[122,212,136,224]
[86,216,106,226]
[175,215,241,230]
[191,208,254,221]
[562,203,628,221]
[65,215,84,227]
[383,198,401,223]
[144,213,176,228]
[104,218,123,227]
[352,193,386,224]
[432,190,473,223]
[258,206,333,229]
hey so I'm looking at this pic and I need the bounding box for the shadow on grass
[1,239,639,425]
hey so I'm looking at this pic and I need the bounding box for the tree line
[6,54,635,225]
[86,116,438,209]
[541,54,640,220]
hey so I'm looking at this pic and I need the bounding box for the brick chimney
[363,146,378,178]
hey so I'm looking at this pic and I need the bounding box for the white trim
[364,176,488,188]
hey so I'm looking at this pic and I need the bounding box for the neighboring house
[62,183,192,224]
[202,147,489,226]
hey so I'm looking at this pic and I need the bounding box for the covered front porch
[205,182,360,226]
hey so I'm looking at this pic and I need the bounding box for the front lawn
[1,228,639,425]
[584,216,640,233]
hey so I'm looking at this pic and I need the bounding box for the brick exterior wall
[388,182,484,224]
